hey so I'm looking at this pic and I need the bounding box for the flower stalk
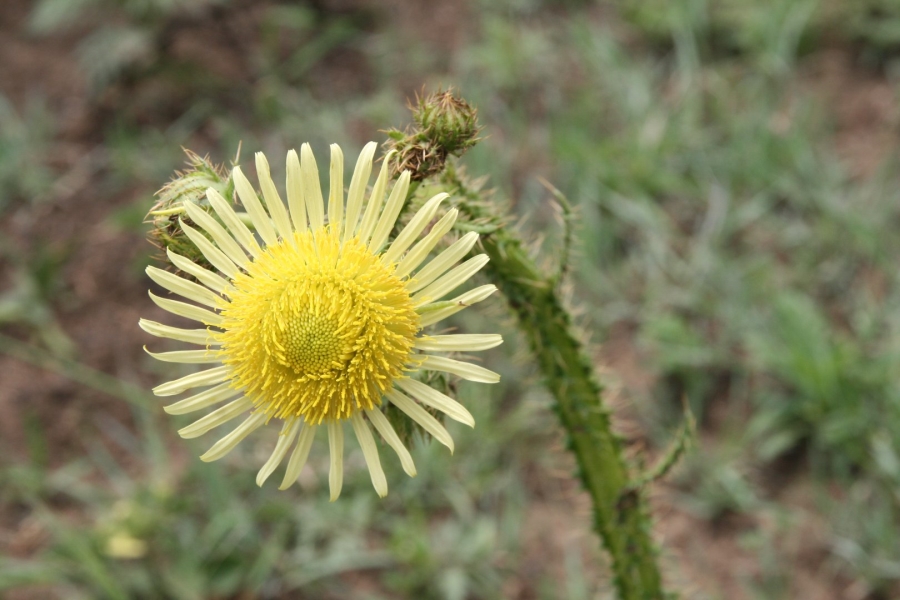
[446,167,666,600]
[398,89,668,599]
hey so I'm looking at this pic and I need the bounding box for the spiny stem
[536,176,575,289]
[446,167,666,600]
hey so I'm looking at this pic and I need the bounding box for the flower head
[141,142,501,498]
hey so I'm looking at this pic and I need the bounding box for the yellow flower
[140,143,501,499]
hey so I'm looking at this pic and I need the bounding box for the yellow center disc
[216,227,420,424]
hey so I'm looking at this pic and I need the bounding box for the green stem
[446,169,666,599]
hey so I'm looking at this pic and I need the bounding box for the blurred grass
[3,0,900,597]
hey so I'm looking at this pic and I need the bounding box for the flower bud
[412,89,481,155]
[385,88,481,181]
[146,150,233,270]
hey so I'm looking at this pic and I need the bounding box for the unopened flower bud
[413,89,480,155]
[146,150,233,270]
[385,88,481,181]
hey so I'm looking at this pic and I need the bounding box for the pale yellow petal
[279,423,316,490]
[394,208,458,278]
[407,231,479,293]
[300,143,325,230]
[206,187,261,258]
[395,378,475,427]
[166,249,235,297]
[146,265,222,308]
[138,318,221,346]
[368,170,410,253]
[356,150,396,244]
[350,413,387,497]
[328,144,344,228]
[286,149,307,232]
[343,142,377,241]
[178,397,253,439]
[177,220,241,279]
[200,411,267,462]
[417,284,498,327]
[364,408,416,477]
[257,419,300,486]
[412,254,489,306]
[152,365,231,397]
[148,291,222,326]
[144,347,220,364]
[163,382,239,415]
[380,193,447,265]
[419,355,500,384]
[255,152,294,242]
[385,389,454,453]
[182,201,248,267]
[327,420,344,501]
[415,334,503,353]
[233,165,278,246]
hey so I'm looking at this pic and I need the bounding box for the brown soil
[802,48,900,179]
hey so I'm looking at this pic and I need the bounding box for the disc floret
[219,227,420,424]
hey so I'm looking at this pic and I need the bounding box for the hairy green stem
[446,170,665,599]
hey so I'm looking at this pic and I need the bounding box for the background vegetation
[3,0,900,598]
